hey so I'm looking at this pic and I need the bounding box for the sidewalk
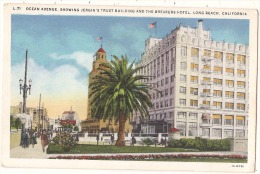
[10,138,48,159]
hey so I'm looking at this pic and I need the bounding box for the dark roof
[97,47,106,53]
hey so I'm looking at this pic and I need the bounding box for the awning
[202,113,211,120]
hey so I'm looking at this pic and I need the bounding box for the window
[213,114,222,125]
[213,78,222,86]
[202,128,210,137]
[165,89,169,96]
[171,75,174,82]
[213,66,222,74]
[191,63,198,72]
[177,112,186,119]
[203,89,210,95]
[224,115,234,125]
[170,87,173,94]
[190,87,198,95]
[203,49,211,57]
[226,68,234,76]
[212,129,222,138]
[226,80,234,87]
[188,123,198,136]
[203,100,210,107]
[236,116,245,126]
[237,54,246,65]
[160,102,163,108]
[181,62,187,70]
[176,122,186,136]
[189,113,198,119]
[237,103,245,110]
[236,130,245,138]
[169,112,173,118]
[213,101,222,109]
[237,69,246,77]
[190,100,198,107]
[179,99,186,106]
[237,92,245,100]
[181,46,187,57]
[224,130,233,138]
[165,100,169,107]
[225,91,234,98]
[190,76,198,83]
[214,51,223,61]
[170,99,173,106]
[237,81,246,88]
[191,48,199,58]
[153,93,155,99]
[213,90,222,97]
[180,86,186,94]
[226,53,234,63]
[225,102,234,109]
[156,102,159,109]
[180,75,186,82]
[165,77,169,84]
[161,79,164,86]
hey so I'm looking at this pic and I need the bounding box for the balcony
[201,81,213,85]
[200,122,212,127]
[200,104,210,110]
[201,70,213,74]
[201,56,214,63]
[200,92,213,97]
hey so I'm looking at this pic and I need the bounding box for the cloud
[11,58,88,110]
[49,51,94,72]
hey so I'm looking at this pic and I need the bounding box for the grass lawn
[47,144,199,154]
[10,131,21,149]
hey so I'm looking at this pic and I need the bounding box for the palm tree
[89,55,153,147]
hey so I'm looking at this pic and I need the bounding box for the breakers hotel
[132,20,249,139]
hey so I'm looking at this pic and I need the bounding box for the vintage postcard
[1,2,258,173]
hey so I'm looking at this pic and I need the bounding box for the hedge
[168,137,230,151]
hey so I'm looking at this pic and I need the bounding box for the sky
[11,15,249,120]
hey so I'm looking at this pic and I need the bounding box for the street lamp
[19,49,32,145]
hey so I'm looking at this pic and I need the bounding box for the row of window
[177,112,246,126]
[179,99,246,110]
[154,99,174,109]
[179,86,246,99]
[149,112,173,120]
[180,75,247,87]
[181,47,246,64]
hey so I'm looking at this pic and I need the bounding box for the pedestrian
[131,136,136,146]
[76,133,79,142]
[31,131,37,148]
[96,133,99,145]
[110,134,114,145]
[41,130,48,152]
[24,130,29,148]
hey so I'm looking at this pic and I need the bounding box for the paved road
[10,138,48,159]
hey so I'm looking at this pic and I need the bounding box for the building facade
[133,20,249,139]
[81,47,132,133]
[62,108,80,127]
[10,102,48,130]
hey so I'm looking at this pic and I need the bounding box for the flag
[97,36,102,41]
[148,22,156,29]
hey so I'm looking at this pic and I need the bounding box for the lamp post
[19,49,32,145]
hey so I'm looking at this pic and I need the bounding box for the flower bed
[49,154,247,160]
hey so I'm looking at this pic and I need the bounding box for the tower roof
[97,47,106,53]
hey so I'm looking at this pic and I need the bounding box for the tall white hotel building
[133,20,249,139]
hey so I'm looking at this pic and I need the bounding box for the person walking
[110,134,114,145]
[131,135,136,146]
[31,131,37,148]
[41,130,48,152]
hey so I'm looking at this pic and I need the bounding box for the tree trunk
[115,112,127,147]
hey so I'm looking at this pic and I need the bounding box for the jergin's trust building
[132,20,249,139]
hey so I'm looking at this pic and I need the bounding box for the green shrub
[142,138,154,147]
[51,132,77,152]
[168,138,231,151]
